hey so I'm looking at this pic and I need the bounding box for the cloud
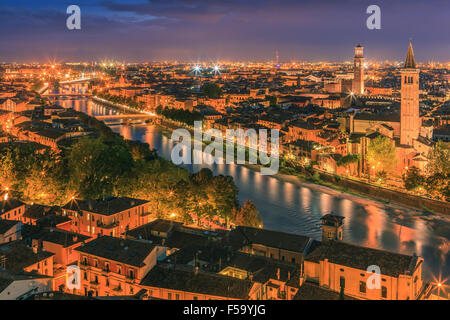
[0,0,448,62]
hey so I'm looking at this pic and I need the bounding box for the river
[56,97,450,282]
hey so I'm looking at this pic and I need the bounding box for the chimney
[194,266,199,275]
[32,239,42,253]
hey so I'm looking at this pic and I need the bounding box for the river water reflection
[58,98,450,281]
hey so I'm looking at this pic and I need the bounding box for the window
[118,266,122,275]
[381,286,387,298]
[359,281,366,294]
[168,292,172,300]
[193,296,198,300]
[129,270,135,279]
[175,294,180,300]
[291,258,296,263]
[340,276,345,289]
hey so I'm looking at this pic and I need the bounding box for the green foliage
[156,107,204,126]
[424,173,449,201]
[68,136,134,199]
[426,141,450,176]
[201,83,222,98]
[96,92,145,110]
[0,116,247,224]
[403,166,425,191]
[366,136,396,174]
[337,154,359,167]
[375,170,387,184]
[231,200,262,228]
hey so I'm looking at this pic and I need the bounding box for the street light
[213,65,221,75]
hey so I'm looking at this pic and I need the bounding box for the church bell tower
[400,41,420,146]
[352,44,365,95]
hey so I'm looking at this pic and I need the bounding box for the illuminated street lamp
[212,64,221,75]
[192,65,202,75]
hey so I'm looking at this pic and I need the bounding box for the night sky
[0,0,449,63]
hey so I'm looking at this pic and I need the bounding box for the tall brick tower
[352,44,365,95]
[400,41,420,146]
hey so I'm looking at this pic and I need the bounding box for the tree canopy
[366,136,396,174]
[201,83,222,98]
[0,112,259,225]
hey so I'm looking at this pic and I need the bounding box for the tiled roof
[227,226,311,254]
[294,281,357,300]
[0,220,20,235]
[140,264,255,299]
[62,197,149,216]
[31,228,90,248]
[354,112,400,122]
[305,240,417,277]
[0,240,54,271]
[75,236,156,267]
[224,252,302,287]
[0,198,25,214]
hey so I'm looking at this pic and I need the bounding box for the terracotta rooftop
[75,236,156,267]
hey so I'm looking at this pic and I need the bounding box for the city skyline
[0,0,449,63]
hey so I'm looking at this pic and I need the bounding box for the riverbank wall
[315,170,450,215]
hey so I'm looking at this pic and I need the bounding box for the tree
[403,166,425,191]
[201,83,222,98]
[68,137,134,199]
[232,200,262,228]
[366,136,396,174]
[337,154,360,176]
[375,170,387,184]
[425,173,449,201]
[426,141,450,176]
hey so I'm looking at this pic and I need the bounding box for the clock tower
[352,45,365,95]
